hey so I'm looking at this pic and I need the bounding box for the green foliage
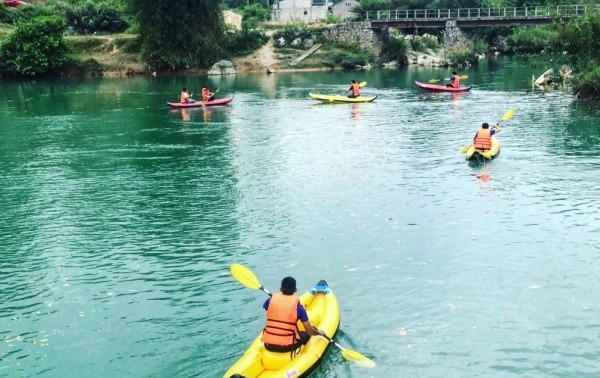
[2,16,70,75]
[240,4,271,30]
[380,35,408,63]
[572,65,600,100]
[505,26,556,54]
[552,13,600,67]
[64,1,128,34]
[131,0,225,70]
[410,34,439,52]
[472,38,488,55]
[224,29,268,56]
[1,0,129,34]
[351,0,482,20]
[324,13,343,24]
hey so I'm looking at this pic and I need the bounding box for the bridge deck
[366,5,599,28]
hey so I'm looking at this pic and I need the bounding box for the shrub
[505,26,556,54]
[573,64,600,100]
[324,13,343,24]
[380,35,408,63]
[240,4,271,30]
[274,24,319,45]
[225,29,268,56]
[2,16,69,75]
[410,34,439,52]
[65,1,127,34]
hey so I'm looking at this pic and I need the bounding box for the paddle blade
[460,75,469,80]
[359,81,367,88]
[428,79,440,84]
[460,145,470,153]
[341,349,376,368]
[502,109,516,122]
[231,264,262,290]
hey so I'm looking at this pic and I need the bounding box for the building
[271,0,360,23]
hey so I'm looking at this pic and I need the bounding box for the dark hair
[281,277,296,295]
[482,123,489,129]
[183,87,188,91]
[351,80,356,83]
[452,71,457,75]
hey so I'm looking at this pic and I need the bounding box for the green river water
[1,58,599,377]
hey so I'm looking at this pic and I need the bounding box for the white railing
[366,4,598,21]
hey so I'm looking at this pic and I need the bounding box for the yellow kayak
[464,137,501,160]
[223,280,340,378]
[309,93,378,103]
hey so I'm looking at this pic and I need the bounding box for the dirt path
[233,32,280,73]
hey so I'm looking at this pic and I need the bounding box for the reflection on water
[1,59,600,378]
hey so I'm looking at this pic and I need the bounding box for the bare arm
[302,320,325,336]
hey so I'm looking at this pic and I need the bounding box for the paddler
[446,71,461,88]
[201,86,215,102]
[473,122,501,150]
[262,277,325,354]
[180,87,195,103]
[344,80,361,98]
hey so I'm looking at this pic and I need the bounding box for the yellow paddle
[460,109,516,153]
[429,75,469,84]
[229,263,376,368]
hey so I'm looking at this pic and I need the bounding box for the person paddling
[180,87,195,104]
[473,122,501,150]
[262,277,325,355]
[446,71,461,88]
[344,80,361,98]
[201,86,215,102]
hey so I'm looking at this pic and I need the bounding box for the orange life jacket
[474,128,492,150]
[452,75,460,88]
[262,293,300,347]
[352,83,360,96]
[180,91,188,104]
[202,88,210,101]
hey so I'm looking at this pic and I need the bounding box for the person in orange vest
[473,122,501,150]
[201,86,215,102]
[446,71,461,88]
[262,277,325,353]
[344,80,361,98]
[180,87,195,103]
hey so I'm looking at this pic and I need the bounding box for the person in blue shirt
[262,277,325,353]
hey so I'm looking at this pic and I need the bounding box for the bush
[240,4,271,30]
[410,34,439,52]
[380,35,408,63]
[324,13,343,24]
[65,1,128,34]
[2,16,70,75]
[573,64,600,100]
[505,26,556,54]
[225,29,268,56]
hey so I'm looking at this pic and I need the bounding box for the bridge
[365,4,599,29]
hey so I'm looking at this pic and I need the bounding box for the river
[1,58,599,377]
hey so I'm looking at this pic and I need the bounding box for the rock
[276,37,286,47]
[303,39,315,48]
[207,60,236,76]
[534,68,553,86]
[266,67,275,74]
[291,38,302,47]
[560,65,573,80]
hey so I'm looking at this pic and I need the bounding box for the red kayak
[415,81,471,92]
[167,97,233,108]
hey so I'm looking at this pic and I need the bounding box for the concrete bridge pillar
[443,20,464,45]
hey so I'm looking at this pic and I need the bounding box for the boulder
[207,60,236,76]
[291,38,302,47]
[276,37,286,47]
[533,68,553,86]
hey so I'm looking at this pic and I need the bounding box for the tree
[130,0,225,70]
[2,16,69,76]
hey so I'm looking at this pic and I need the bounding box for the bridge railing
[366,4,599,21]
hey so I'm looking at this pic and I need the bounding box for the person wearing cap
[473,122,500,150]
[262,277,325,353]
